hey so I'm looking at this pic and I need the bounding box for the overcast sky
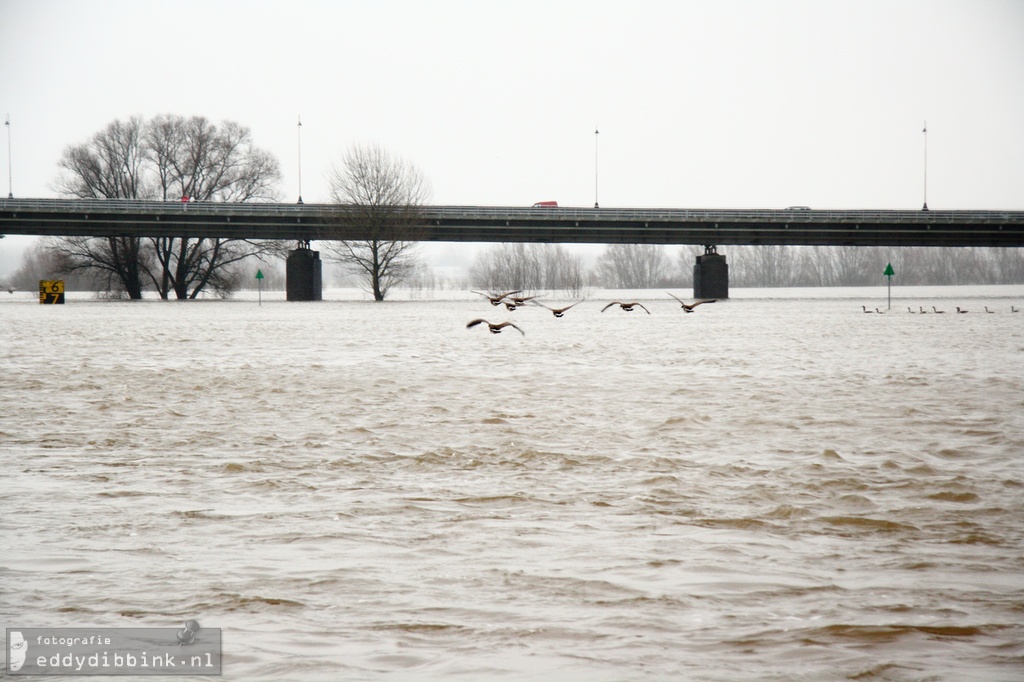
[2,0,1023,271]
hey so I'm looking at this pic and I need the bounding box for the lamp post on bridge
[4,114,11,199]
[921,121,928,211]
[594,127,600,209]
[297,115,303,205]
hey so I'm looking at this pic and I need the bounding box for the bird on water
[667,293,716,312]
[932,306,946,314]
[956,307,968,314]
[601,301,651,314]
[532,301,582,318]
[466,319,525,336]
[472,290,523,306]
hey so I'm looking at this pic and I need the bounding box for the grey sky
[2,0,1023,271]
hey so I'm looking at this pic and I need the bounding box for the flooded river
[2,285,1023,680]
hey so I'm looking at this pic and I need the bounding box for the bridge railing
[428,205,1021,224]
[1,198,1021,225]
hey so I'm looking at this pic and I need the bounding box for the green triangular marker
[255,269,265,280]
[883,263,895,310]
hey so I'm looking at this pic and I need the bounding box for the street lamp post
[4,114,11,199]
[594,127,599,209]
[297,115,303,205]
[922,121,928,211]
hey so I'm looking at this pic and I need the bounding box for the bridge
[2,198,1023,247]
[4,198,1023,299]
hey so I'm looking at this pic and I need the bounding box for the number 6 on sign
[39,279,65,304]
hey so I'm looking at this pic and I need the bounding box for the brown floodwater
[2,286,1023,680]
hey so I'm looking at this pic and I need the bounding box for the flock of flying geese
[466,290,716,336]
[862,305,1021,314]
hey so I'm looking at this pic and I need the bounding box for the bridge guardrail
[1,197,1021,225]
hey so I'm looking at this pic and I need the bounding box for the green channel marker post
[256,269,264,306]
[884,263,895,310]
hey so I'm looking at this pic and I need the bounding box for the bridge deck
[2,199,1023,247]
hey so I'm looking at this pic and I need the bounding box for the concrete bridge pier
[286,241,322,301]
[693,245,728,299]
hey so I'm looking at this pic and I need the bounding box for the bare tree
[593,244,671,289]
[470,243,588,296]
[52,117,152,297]
[142,115,282,299]
[322,144,430,301]
[470,243,536,292]
[543,244,589,297]
[51,115,283,299]
[731,245,794,288]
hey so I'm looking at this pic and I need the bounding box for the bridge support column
[693,246,728,299]
[286,242,322,301]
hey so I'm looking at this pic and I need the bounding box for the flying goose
[502,294,538,311]
[667,293,716,312]
[466,319,525,336]
[601,301,650,314]
[532,301,581,317]
[472,290,523,306]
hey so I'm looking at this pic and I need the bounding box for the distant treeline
[5,240,1022,295]
[724,244,1024,288]
[466,243,1024,294]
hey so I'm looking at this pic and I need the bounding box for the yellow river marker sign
[39,280,65,304]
